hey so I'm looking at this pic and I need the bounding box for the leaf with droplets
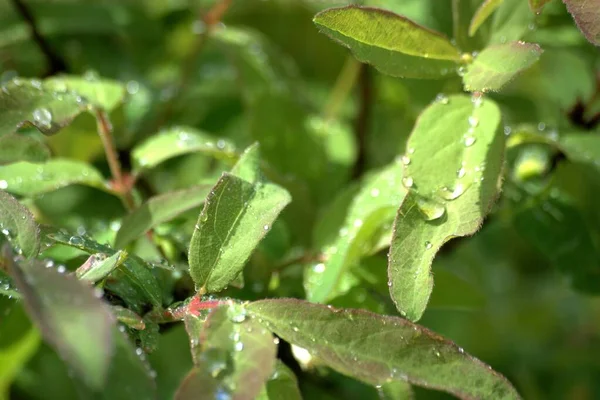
[563,0,600,45]
[44,75,126,112]
[0,190,40,258]
[115,185,212,249]
[463,42,543,92]
[188,173,291,293]
[378,380,414,399]
[4,246,114,390]
[469,0,504,37]
[174,367,219,400]
[388,95,504,321]
[305,162,407,303]
[490,0,534,44]
[314,6,461,79]
[0,78,90,136]
[130,127,236,174]
[76,251,128,283]
[0,159,107,196]
[256,361,302,400]
[0,134,50,165]
[248,299,520,399]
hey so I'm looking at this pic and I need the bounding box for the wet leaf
[248,299,519,399]
[115,185,212,249]
[0,190,40,258]
[314,6,460,79]
[469,0,504,37]
[463,42,543,92]
[490,0,533,44]
[256,361,302,400]
[76,251,128,283]
[44,75,126,112]
[0,159,107,196]
[0,78,89,136]
[188,173,291,293]
[5,247,114,390]
[388,95,504,321]
[0,134,50,165]
[563,0,600,45]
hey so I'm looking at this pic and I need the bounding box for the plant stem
[95,110,135,211]
[273,253,325,272]
[352,63,373,179]
[323,56,361,122]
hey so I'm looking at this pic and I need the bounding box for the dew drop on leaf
[402,177,414,188]
[401,155,411,165]
[0,180,7,189]
[32,107,53,128]
[435,93,449,104]
[425,241,433,249]
[464,136,476,147]
[416,197,446,221]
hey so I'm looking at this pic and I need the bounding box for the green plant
[1,0,599,399]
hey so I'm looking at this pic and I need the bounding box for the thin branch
[323,56,361,122]
[10,0,67,76]
[351,64,373,179]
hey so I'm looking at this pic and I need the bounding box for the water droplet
[0,180,7,189]
[216,139,226,149]
[126,80,140,95]
[387,280,393,287]
[435,93,449,104]
[425,241,433,249]
[370,188,380,197]
[537,122,546,131]
[263,224,270,231]
[417,197,446,221]
[68,236,83,246]
[32,107,52,129]
[401,155,411,165]
[468,116,479,128]
[457,66,467,77]
[464,136,476,147]
[135,348,144,356]
[234,341,244,351]
[353,219,363,228]
[438,182,469,200]
[312,263,325,273]
[471,94,483,108]
[504,126,512,136]
[292,326,299,332]
[227,305,247,323]
[402,177,414,188]
[457,168,466,178]
[57,265,67,274]
[408,148,415,154]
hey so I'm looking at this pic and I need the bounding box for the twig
[273,253,325,272]
[351,64,373,179]
[323,56,361,122]
[10,0,67,76]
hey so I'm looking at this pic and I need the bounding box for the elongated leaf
[306,163,407,303]
[0,190,40,258]
[463,42,543,92]
[46,229,162,309]
[0,78,89,136]
[490,0,533,44]
[188,173,291,293]
[529,0,552,13]
[248,299,519,399]
[256,361,302,400]
[0,159,106,196]
[469,0,504,37]
[563,0,600,45]
[131,127,236,173]
[388,95,504,321]
[231,143,261,184]
[0,134,50,165]
[4,246,114,390]
[115,185,212,249]
[44,75,126,112]
[76,251,128,283]
[314,6,460,79]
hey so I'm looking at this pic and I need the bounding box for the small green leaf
[314,6,461,79]
[469,0,504,37]
[131,127,236,173]
[44,75,126,112]
[563,0,600,45]
[248,299,519,399]
[256,361,302,400]
[4,247,114,390]
[0,134,50,165]
[0,190,40,258]
[490,0,533,44]
[305,163,407,303]
[76,251,128,283]
[188,173,291,293]
[0,159,106,196]
[529,0,552,13]
[231,143,262,184]
[115,185,212,249]
[463,42,543,92]
[0,78,89,136]
[388,95,504,321]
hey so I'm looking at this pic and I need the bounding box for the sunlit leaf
[231,143,261,184]
[44,75,126,112]
[188,173,291,293]
[388,95,504,321]
[248,299,519,399]
[314,6,460,79]
[469,0,504,37]
[463,42,543,92]
[490,0,533,44]
[0,134,50,165]
[0,190,40,258]
[563,0,600,45]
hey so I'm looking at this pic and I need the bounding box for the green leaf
[256,361,302,400]
[231,143,262,184]
[44,75,126,112]
[388,95,504,321]
[560,133,600,168]
[110,306,146,330]
[490,0,533,44]
[0,78,90,136]
[76,251,128,283]
[4,247,114,390]
[314,6,461,79]
[563,0,600,45]
[0,159,107,196]
[529,0,552,13]
[115,185,212,249]
[188,173,291,293]
[0,190,40,258]
[46,229,163,309]
[463,42,543,92]
[305,162,407,303]
[130,127,236,174]
[378,380,414,400]
[0,134,50,165]
[248,299,519,399]
[469,0,504,37]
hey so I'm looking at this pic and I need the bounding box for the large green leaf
[0,78,89,136]
[256,361,302,400]
[305,162,407,303]
[0,190,40,258]
[115,185,212,248]
[0,159,107,196]
[0,134,50,165]
[44,75,126,112]
[4,248,114,390]
[563,0,600,45]
[388,95,504,321]
[469,0,504,37]
[463,42,543,92]
[314,6,461,79]
[248,299,519,399]
[188,173,291,293]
